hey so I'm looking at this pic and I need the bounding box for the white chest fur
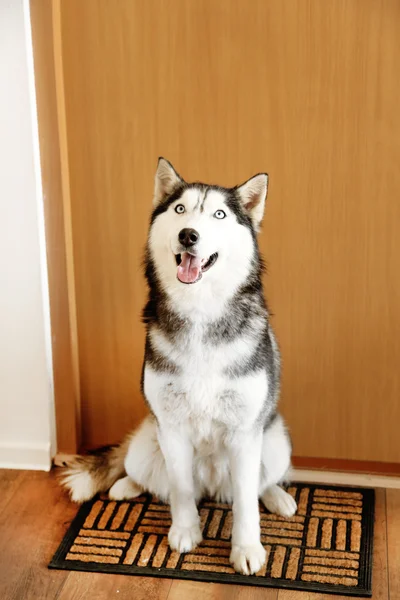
[144,324,268,443]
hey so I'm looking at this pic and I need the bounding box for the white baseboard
[292,467,400,489]
[0,441,52,471]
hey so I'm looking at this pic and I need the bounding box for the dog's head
[147,158,268,310]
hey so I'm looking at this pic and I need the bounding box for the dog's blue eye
[175,204,185,214]
[214,210,226,219]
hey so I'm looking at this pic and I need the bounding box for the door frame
[30,0,80,453]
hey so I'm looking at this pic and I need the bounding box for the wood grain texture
[56,572,172,600]
[168,579,278,600]
[57,0,400,458]
[386,489,400,600]
[0,471,76,600]
[29,0,80,452]
[277,590,349,600]
[0,470,24,517]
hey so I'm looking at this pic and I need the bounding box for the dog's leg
[228,432,266,575]
[260,414,297,518]
[123,415,170,502]
[158,427,202,554]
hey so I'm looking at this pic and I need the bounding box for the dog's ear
[236,173,268,231]
[154,158,184,206]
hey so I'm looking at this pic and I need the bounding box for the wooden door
[40,0,400,462]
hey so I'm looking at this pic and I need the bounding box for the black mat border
[49,483,375,597]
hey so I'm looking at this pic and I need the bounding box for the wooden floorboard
[0,469,25,516]
[167,579,278,600]
[57,571,172,600]
[0,470,394,599]
[0,470,76,600]
[386,489,400,600]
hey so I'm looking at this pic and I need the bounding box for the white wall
[0,0,55,470]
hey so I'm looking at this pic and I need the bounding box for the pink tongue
[177,253,202,283]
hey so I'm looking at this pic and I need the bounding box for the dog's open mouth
[175,252,218,284]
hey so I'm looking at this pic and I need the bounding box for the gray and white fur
[59,158,297,576]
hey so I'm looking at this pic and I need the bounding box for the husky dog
[60,158,297,575]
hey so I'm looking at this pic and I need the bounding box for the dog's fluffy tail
[55,436,132,503]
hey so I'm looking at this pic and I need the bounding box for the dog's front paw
[168,523,202,553]
[230,542,266,575]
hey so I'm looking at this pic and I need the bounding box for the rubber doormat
[49,483,374,596]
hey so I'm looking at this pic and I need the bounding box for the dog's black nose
[178,228,199,247]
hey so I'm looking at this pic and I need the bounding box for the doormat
[49,483,374,597]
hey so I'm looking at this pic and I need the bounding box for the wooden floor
[0,470,399,600]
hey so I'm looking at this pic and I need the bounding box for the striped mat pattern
[50,483,374,596]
